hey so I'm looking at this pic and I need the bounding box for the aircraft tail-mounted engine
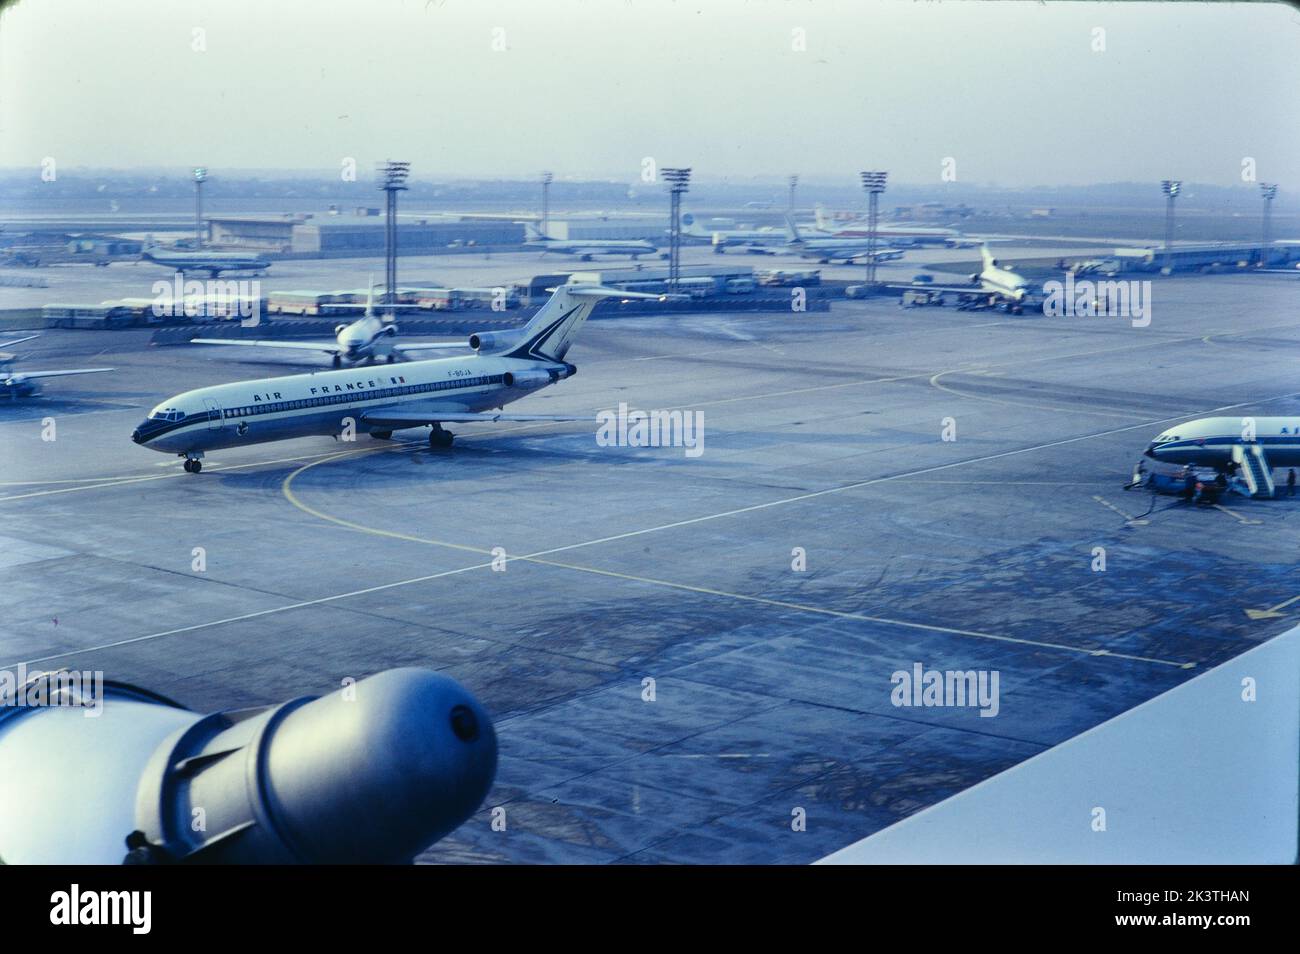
[468,330,525,354]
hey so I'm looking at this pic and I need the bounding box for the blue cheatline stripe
[1158,436,1300,452]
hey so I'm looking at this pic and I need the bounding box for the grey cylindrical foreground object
[0,683,200,865]
[0,668,495,864]
[132,668,497,864]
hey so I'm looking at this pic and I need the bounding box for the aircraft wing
[391,341,471,352]
[191,338,341,355]
[361,403,588,428]
[547,285,666,300]
[3,367,114,382]
[0,334,41,350]
[884,282,989,295]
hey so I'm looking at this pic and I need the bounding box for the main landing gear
[182,454,203,473]
[429,425,454,449]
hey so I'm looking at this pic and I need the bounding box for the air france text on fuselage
[251,373,410,403]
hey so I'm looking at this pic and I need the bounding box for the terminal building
[206,214,308,251]
[1114,241,1300,273]
[533,216,667,241]
[207,212,525,254]
[205,212,665,254]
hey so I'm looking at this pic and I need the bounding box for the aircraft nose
[131,420,156,444]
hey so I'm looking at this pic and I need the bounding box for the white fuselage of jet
[142,249,271,277]
[131,352,561,454]
[818,223,963,246]
[1145,417,1300,469]
[525,238,657,259]
[812,206,964,246]
[522,224,657,260]
[783,214,905,263]
[977,261,1032,301]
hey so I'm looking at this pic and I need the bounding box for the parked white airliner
[141,246,271,278]
[812,205,966,246]
[886,245,1035,312]
[1142,416,1300,497]
[783,215,906,264]
[132,282,658,471]
[190,282,466,368]
[522,223,658,261]
[680,213,787,251]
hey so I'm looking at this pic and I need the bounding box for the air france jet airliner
[132,282,658,471]
[1143,416,1300,498]
[190,281,466,368]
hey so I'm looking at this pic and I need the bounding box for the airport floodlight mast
[663,167,692,293]
[192,167,207,249]
[788,174,799,215]
[1161,179,1181,274]
[1260,183,1278,267]
[379,160,411,315]
[860,170,888,286]
[541,171,554,238]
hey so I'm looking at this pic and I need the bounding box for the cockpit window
[149,407,184,422]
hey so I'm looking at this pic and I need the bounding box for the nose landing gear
[181,453,204,473]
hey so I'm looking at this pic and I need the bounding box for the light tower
[541,171,554,238]
[192,167,207,249]
[662,167,692,294]
[1161,179,1181,274]
[788,174,799,216]
[859,170,888,287]
[1260,183,1278,267]
[379,160,411,316]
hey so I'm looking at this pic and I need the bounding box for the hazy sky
[2,0,1297,186]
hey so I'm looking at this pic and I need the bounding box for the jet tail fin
[505,283,662,362]
[680,213,708,238]
[980,243,997,269]
[784,213,804,244]
[366,274,379,320]
[523,222,550,242]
